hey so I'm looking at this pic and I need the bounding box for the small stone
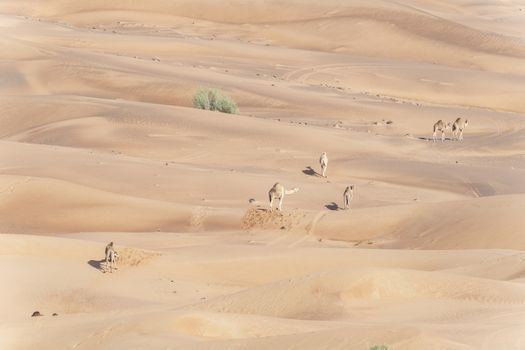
[52,313,58,317]
[31,311,42,317]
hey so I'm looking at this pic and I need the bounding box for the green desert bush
[369,345,391,350]
[193,87,239,114]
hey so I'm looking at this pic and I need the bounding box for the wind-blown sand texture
[1,1,525,349]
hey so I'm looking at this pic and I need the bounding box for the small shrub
[193,88,213,110]
[214,95,239,114]
[369,345,391,350]
[193,87,239,114]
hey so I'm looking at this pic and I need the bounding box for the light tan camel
[268,182,299,211]
[433,120,451,142]
[452,117,469,141]
[320,152,328,177]
[104,242,119,273]
[343,185,354,210]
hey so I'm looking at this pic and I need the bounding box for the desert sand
[1,1,525,349]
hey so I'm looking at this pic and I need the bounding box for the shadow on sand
[418,136,454,142]
[302,166,319,177]
[325,202,339,211]
[88,259,105,271]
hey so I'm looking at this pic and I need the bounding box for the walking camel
[104,242,119,273]
[320,152,328,177]
[268,182,299,211]
[452,117,468,141]
[343,185,354,210]
[433,120,451,142]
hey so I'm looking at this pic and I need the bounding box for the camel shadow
[325,202,340,211]
[302,166,320,177]
[418,137,454,142]
[88,259,105,271]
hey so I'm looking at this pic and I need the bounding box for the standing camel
[104,242,119,273]
[433,120,451,142]
[320,152,328,177]
[343,185,354,210]
[452,118,469,141]
[268,183,299,211]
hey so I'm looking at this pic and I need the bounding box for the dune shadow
[302,166,319,177]
[325,202,339,211]
[471,182,496,197]
[88,259,105,271]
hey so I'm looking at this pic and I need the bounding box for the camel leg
[441,130,445,142]
[459,130,464,141]
[269,196,274,211]
[433,131,437,142]
[278,196,283,211]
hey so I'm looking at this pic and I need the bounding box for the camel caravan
[103,116,469,270]
[433,117,469,142]
[268,116,470,212]
[268,152,354,212]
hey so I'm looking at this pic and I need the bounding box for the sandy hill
[1,0,525,349]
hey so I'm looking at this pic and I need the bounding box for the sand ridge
[1,0,525,349]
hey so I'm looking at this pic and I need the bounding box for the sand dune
[3,234,525,349]
[1,0,525,349]
[313,194,525,249]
